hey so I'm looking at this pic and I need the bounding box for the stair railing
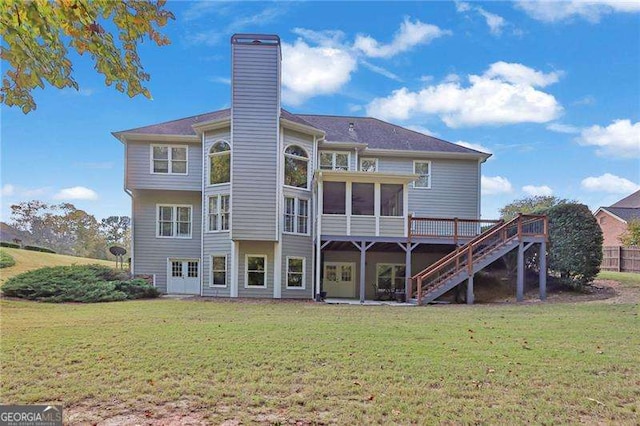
[412,214,547,304]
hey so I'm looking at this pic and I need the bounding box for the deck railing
[408,216,502,244]
[409,214,548,304]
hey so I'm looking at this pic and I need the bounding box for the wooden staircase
[410,214,548,305]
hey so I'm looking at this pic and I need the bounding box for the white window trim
[245,254,267,288]
[286,256,306,290]
[210,254,228,288]
[319,151,351,171]
[413,160,431,189]
[283,197,310,235]
[150,144,189,175]
[376,263,405,289]
[206,194,230,233]
[155,204,193,239]
[359,157,378,172]
[207,140,231,187]
[283,145,310,191]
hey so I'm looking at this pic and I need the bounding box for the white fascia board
[115,133,200,143]
[362,148,490,162]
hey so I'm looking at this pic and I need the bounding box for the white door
[323,262,356,298]
[167,259,200,294]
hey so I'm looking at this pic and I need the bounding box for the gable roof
[611,189,640,208]
[600,207,640,223]
[113,108,487,157]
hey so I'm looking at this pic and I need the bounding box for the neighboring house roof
[611,189,640,208]
[600,207,640,223]
[114,108,487,157]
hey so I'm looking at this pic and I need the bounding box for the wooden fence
[602,246,640,273]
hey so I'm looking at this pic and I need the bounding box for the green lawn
[2,274,639,424]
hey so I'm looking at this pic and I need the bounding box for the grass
[0,247,113,284]
[598,270,640,288]
[2,284,639,424]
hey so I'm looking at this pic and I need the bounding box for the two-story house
[114,34,547,304]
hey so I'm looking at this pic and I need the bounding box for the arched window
[209,141,230,185]
[284,145,309,189]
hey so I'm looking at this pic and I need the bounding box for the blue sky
[1,0,639,221]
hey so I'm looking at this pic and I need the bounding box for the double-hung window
[208,194,230,232]
[320,151,349,171]
[284,197,308,234]
[413,161,431,189]
[210,255,227,287]
[246,255,267,288]
[157,205,192,238]
[152,145,187,174]
[286,257,305,289]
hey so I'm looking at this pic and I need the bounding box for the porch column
[467,274,474,305]
[539,241,547,300]
[359,241,366,303]
[516,242,524,302]
[405,243,412,297]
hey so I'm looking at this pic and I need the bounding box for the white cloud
[578,119,640,158]
[581,173,640,194]
[354,17,450,58]
[547,122,581,134]
[482,176,514,195]
[517,1,640,23]
[455,140,493,156]
[478,8,508,35]
[484,61,562,87]
[405,125,439,137]
[419,75,434,82]
[366,62,562,127]
[347,104,363,113]
[522,185,553,196]
[1,184,15,197]
[360,60,403,82]
[53,186,98,201]
[281,37,357,106]
[572,95,596,106]
[210,76,231,85]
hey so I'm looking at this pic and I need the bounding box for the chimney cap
[231,34,280,46]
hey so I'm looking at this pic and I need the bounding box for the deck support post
[517,242,524,302]
[359,242,366,303]
[539,241,547,300]
[467,274,474,305]
[405,243,412,297]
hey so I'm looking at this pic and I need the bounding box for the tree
[620,219,640,247]
[547,203,603,288]
[499,196,571,221]
[1,0,174,113]
[100,216,131,248]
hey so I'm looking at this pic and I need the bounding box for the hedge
[23,245,56,254]
[0,250,16,268]
[0,241,20,249]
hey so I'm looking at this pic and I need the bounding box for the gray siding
[132,190,201,293]
[351,216,376,236]
[322,215,347,234]
[127,141,201,191]
[237,241,275,297]
[231,42,280,241]
[379,217,405,237]
[281,234,313,299]
[202,233,232,297]
[378,157,480,218]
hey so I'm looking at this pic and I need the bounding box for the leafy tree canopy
[0,0,174,113]
[499,196,572,221]
[620,219,640,247]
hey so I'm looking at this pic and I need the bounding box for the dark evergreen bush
[546,203,603,288]
[0,251,16,268]
[1,264,160,302]
[23,245,56,254]
[0,241,20,249]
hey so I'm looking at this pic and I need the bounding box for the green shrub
[0,241,20,249]
[1,264,160,303]
[23,245,56,254]
[547,203,603,289]
[0,250,16,268]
